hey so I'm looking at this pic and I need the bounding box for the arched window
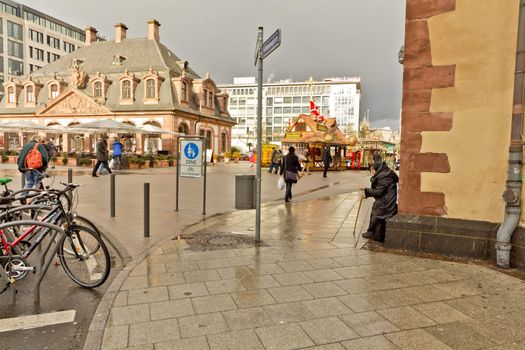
[146,79,156,99]
[94,81,103,98]
[181,81,187,101]
[7,86,15,103]
[221,131,227,152]
[122,80,131,99]
[26,85,34,103]
[50,84,59,99]
[178,123,188,134]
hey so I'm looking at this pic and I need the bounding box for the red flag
[309,99,320,117]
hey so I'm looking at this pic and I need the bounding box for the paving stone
[148,272,186,287]
[165,262,200,273]
[150,299,195,320]
[267,285,313,303]
[113,291,128,307]
[264,301,316,323]
[121,276,149,290]
[426,321,496,350]
[402,285,455,302]
[299,316,359,344]
[168,283,209,299]
[378,306,437,330]
[335,278,375,294]
[302,343,346,350]
[302,297,353,317]
[302,281,347,298]
[101,325,128,349]
[207,329,265,350]
[128,318,180,346]
[273,271,315,286]
[230,289,277,308]
[255,323,315,350]
[184,269,221,283]
[462,316,525,345]
[222,307,274,330]
[304,269,344,282]
[216,266,255,280]
[277,260,315,272]
[413,302,473,324]
[386,329,453,350]
[433,281,483,298]
[108,304,150,326]
[178,312,229,338]
[155,336,209,350]
[334,266,373,279]
[127,286,169,305]
[340,311,399,337]
[241,275,281,290]
[192,293,237,314]
[205,279,246,294]
[362,275,408,291]
[338,293,390,312]
[305,258,342,269]
[341,335,399,350]
[373,289,422,307]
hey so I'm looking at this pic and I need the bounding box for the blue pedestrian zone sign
[180,139,203,178]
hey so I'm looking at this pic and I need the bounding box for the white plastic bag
[277,176,284,191]
[109,159,115,169]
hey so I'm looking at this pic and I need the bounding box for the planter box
[224,158,230,163]
[129,163,140,169]
[62,158,77,167]
[8,156,17,164]
[159,160,169,167]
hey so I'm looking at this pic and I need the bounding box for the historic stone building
[388,0,525,269]
[0,20,234,154]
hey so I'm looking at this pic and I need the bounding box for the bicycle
[0,182,111,289]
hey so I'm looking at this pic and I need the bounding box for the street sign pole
[176,137,180,212]
[255,27,263,242]
[203,137,207,216]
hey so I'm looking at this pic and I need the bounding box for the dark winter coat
[280,152,301,183]
[365,162,399,220]
[271,149,279,163]
[17,141,49,172]
[96,139,109,161]
[322,147,332,166]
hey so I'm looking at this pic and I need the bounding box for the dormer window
[122,80,131,100]
[50,84,59,99]
[146,79,156,99]
[94,81,103,98]
[7,87,15,103]
[181,81,187,101]
[26,85,34,103]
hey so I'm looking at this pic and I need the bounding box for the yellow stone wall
[420,0,519,223]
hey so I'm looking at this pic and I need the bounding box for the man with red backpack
[17,135,49,190]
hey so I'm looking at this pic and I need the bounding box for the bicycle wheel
[58,225,110,288]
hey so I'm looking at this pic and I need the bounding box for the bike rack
[0,220,65,305]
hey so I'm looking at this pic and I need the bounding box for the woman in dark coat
[361,161,399,242]
[280,146,302,202]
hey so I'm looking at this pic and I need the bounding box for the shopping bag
[277,176,285,191]
[109,159,115,169]
[98,163,108,175]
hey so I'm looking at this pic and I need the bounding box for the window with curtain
[146,79,156,99]
[122,80,131,99]
[7,86,14,103]
[50,84,59,99]
[26,85,34,102]
[94,81,102,98]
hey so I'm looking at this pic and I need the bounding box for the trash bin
[235,174,256,209]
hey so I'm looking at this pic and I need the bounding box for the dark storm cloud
[20,0,405,129]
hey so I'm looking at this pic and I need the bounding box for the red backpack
[25,143,43,169]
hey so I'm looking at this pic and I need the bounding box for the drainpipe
[496,0,525,269]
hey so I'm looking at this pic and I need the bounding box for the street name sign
[180,140,203,178]
[261,29,281,59]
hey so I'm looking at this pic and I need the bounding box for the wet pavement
[90,191,525,350]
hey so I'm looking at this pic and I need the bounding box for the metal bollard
[67,168,73,183]
[21,173,25,188]
[144,183,150,237]
[110,174,115,218]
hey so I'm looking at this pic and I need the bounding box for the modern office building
[219,76,361,148]
[0,0,93,94]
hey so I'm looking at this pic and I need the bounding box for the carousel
[281,114,356,171]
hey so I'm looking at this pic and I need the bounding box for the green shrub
[224,152,231,158]
[61,156,68,166]
[231,146,240,154]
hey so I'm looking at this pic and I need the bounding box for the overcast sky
[21,0,405,129]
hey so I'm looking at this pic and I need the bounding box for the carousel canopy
[281,114,351,146]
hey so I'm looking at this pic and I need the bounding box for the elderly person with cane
[360,159,399,242]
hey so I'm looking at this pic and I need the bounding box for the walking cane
[352,195,364,238]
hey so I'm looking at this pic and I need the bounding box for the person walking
[112,137,124,170]
[302,148,311,175]
[18,135,49,190]
[360,160,399,242]
[280,146,301,202]
[322,146,332,177]
[248,151,256,168]
[44,138,56,169]
[268,148,278,173]
[274,149,283,174]
[92,135,112,177]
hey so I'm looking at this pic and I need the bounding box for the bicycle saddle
[0,178,12,185]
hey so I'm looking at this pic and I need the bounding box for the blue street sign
[184,142,199,160]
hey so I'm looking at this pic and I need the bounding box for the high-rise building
[0,0,95,94]
[219,76,360,148]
